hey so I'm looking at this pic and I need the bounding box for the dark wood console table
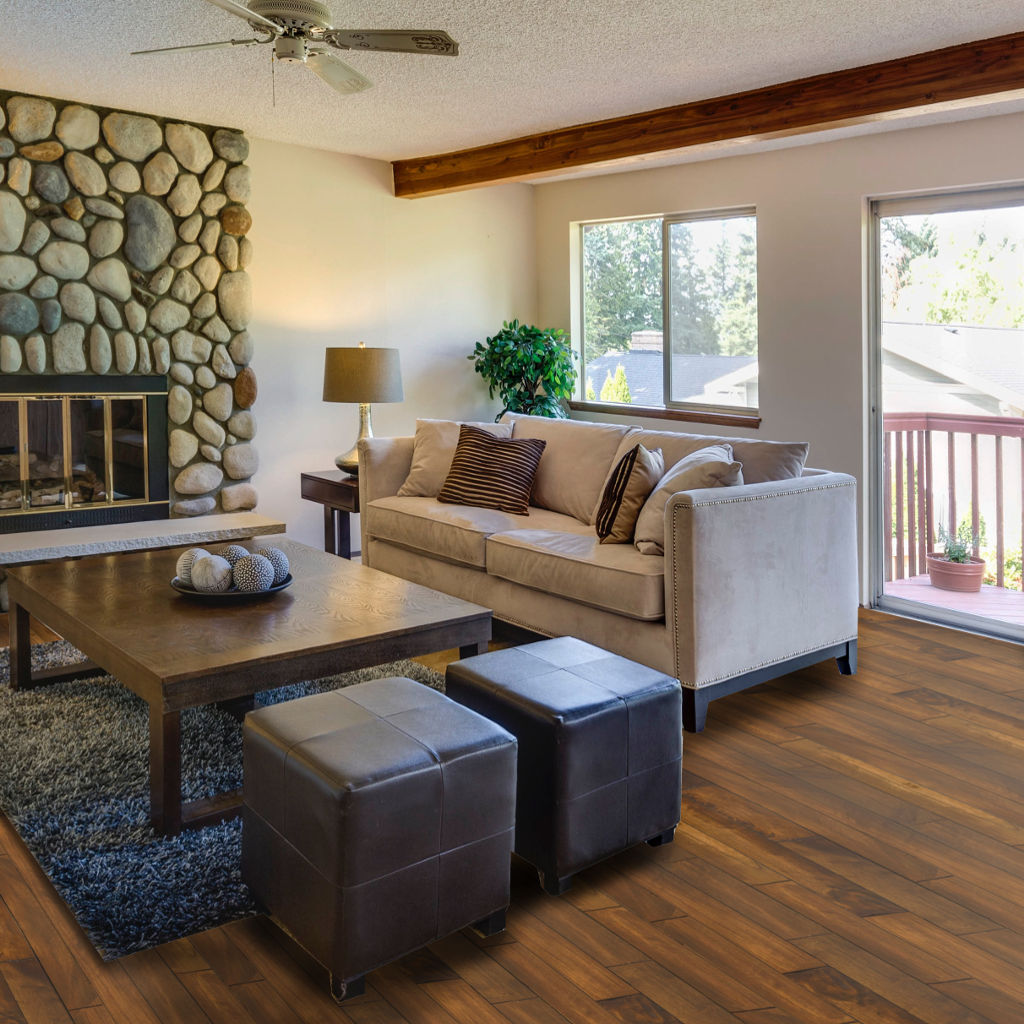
[300,470,359,558]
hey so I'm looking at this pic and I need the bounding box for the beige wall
[246,138,536,548]
[533,112,1024,598]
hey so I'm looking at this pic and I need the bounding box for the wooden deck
[2,609,1024,1023]
[884,575,1024,627]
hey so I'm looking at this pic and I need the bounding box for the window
[579,210,758,417]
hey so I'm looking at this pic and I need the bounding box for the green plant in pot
[470,319,577,420]
[926,520,986,593]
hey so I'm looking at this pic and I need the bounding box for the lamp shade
[323,346,404,404]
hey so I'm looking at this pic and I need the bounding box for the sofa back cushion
[398,419,514,497]
[610,428,808,485]
[437,425,547,515]
[502,412,638,523]
[634,444,744,555]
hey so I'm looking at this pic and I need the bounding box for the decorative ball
[190,554,233,593]
[175,547,209,587]
[233,553,275,593]
[220,544,251,566]
[255,546,289,585]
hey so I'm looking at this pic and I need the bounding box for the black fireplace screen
[0,376,168,530]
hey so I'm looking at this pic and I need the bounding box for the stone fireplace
[0,88,260,527]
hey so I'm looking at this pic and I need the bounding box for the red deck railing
[884,412,1024,590]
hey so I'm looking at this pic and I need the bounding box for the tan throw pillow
[634,444,744,555]
[437,425,547,515]
[398,419,514,497]
[595,444,664,544]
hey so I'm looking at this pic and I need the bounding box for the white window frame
[575,207,759,419]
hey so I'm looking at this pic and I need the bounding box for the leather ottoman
[445,637,683,895]
[241,676,517,1001]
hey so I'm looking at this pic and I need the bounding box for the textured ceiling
[3,0,1024,167]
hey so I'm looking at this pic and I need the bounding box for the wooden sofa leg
[836,639,858,676]
[682,689,708,733]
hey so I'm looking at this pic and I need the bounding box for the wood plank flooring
[1,608,1023,1023]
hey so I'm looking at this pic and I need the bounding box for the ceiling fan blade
[132,37,267,55]
[324,29,458,56]
[306,52,373,94]
[201,0,282,35]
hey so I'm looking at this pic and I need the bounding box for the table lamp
[323,343,404,474]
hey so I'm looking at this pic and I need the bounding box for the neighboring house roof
[882,321,1024,410]
[584,350,757,405]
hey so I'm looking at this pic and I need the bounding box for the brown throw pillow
[437,425,546,515]
[595,444,665,544]
[398,419,514,497]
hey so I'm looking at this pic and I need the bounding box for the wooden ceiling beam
[392,30,1024,197]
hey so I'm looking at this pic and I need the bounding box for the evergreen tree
[582,220,662,361]
[714,227,758,356]
[668,223,718,355]
[599,365,632,404]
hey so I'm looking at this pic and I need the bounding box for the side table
[300,471,359,559]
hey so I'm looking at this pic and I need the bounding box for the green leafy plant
[936,519,983,563]
[470,319,577,420]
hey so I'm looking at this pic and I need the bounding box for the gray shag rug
[0,641,443,960]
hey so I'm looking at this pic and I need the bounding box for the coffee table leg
[9,601,32,691]
[150,707,182,835]
[459,641,488,659]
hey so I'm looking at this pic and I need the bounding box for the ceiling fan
[132,0,459,95]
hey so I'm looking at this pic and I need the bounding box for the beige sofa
[360,413,858,731]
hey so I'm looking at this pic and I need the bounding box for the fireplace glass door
[0,400,21,511]
[26,399,65,509]
[0,393,152,516]
[70,398,108,505]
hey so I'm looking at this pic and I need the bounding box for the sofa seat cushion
[366,496,592,569]
[486,530,665,621]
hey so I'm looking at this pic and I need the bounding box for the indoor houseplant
[926,521,986,592]
[470,320,577,419]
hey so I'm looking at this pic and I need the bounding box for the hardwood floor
[1,608,1023,1023]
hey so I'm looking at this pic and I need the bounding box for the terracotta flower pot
[925,553,986,593]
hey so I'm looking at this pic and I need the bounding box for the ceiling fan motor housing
[246,0,333,32]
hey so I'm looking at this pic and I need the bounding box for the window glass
[580,212,758,413]
[667,215,758,409]
[582,218,662,406]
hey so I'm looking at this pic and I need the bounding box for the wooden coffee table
[4,539,491,835]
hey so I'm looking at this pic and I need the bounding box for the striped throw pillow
[595,444,664,543]
[437,425,546,515]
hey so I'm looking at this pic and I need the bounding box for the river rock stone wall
[0,89,258,517]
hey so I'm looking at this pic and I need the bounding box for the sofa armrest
[664,472,858,687]
[358,436,414,566]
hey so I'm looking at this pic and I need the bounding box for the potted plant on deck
[470,319,577,419]
[926,521,986,592]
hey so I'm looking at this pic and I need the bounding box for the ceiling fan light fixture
[273,35,307,61]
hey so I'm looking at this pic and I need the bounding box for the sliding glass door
[871,189,1024,642]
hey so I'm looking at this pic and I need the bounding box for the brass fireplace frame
[0,375,170,533]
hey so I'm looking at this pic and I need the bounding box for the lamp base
[335,402,373,476]
[334,449,359,475]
